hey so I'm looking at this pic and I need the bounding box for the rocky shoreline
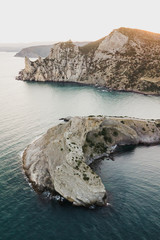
[17,79,160,96]
[22,116,160,207]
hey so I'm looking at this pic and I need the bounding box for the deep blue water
[0,52,160,240]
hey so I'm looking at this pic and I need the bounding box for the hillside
[16,27,160,95]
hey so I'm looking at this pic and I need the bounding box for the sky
[1,0,160,43]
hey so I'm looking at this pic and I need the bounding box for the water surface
[0,52,160,240]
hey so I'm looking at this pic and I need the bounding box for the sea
[0,52,160,240]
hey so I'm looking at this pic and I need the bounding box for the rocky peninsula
[17,27,160,95]
[23,116,160,207]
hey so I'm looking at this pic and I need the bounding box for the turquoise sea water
[0,52,160,240]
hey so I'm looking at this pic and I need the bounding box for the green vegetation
[94,142,106,154]
[75,160,82,170]
[83,173,89,181]
[86,133,95,147]
[82,143,88,152]
[113,131,118,137]
[156,123,160,128]
[104,135,112,144]
[86,134,91,143]
[99,128,113,144]
[101,128,107,136]
[143,82,160,92]
[93,133,98,137]
[89,142,95,148]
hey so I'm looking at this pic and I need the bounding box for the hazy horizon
[1,0,160,43]
[1,27,160,45]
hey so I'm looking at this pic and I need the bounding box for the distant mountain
[0,43,27,52]
[0,42,55,53]
[15,45,53,58]
[17,27,160,95]
[15,42,89,58]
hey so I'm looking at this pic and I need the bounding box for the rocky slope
[17,27,160,95]
[23,116,160,207]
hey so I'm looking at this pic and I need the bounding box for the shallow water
[0,52,160,240]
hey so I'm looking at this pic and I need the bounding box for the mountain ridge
[16,27,160,95]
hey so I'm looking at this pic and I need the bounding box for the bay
[0,52,160,240]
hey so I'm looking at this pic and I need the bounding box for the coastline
[22,116,160,207]
[16,78,160,97]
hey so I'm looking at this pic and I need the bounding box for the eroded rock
[17,28,160,95]
[23,116,160,207]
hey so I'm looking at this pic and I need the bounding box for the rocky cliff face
[23,116,160,207]
[17,27,160,95]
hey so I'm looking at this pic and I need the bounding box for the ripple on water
[0,53,160,240]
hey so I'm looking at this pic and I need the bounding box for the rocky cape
[17,27,160,95]
[23,116,160,207]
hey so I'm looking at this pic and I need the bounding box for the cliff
[16,27,160,95]
[23,116,160,207]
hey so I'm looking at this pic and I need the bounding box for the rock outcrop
[17,27,160,95]
[23,116,160,207]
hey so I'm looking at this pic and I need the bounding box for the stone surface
[16,27,160,95]
[23,116,160,207]
[94,30,128,60]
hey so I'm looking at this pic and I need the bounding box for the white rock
[22,116,160,207]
